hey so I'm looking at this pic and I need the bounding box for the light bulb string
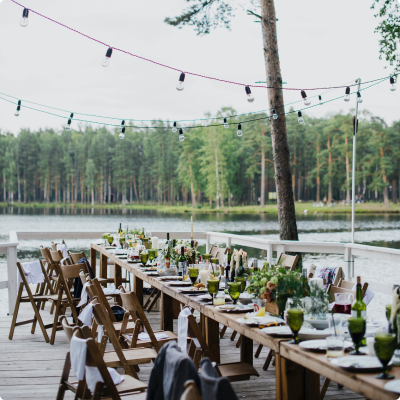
[10,0,397,92]
[2,77,385,129]
[0,76,384,124]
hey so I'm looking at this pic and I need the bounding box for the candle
[200,268,209,284]
[191,216,193,239]
[151,237,159,249]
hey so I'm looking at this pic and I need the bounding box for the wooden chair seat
[103,347,157,367]
[102,393,147,400]
[217,362,259,382]
[113,321,142,335]
[124,330,178,348]
[111,375,148,394]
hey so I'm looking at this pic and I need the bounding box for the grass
[1,201,400,214]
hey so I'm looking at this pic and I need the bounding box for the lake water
[1,207,400,319]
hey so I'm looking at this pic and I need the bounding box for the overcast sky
[0,0,398,135]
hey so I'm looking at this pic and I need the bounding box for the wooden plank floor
[0,301,364,400]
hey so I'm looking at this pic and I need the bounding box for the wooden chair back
[50,249,64,263]
[69,251,86,264]
[87,278,117,322]
[119,291,160,352]
[51,242,58,251]
[277,253,300,271]
[180,380,203,400]
[60,315,77,343]
[40,246,52,265]
[337,278,369,298]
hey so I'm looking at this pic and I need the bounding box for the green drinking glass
[374,333,396,379]
[108,235,114,246]
[386,304,392,321]
[203,254,211,262]
[228,282,241,305]
[140,252,149,266]
[287,308,304,344]
[119,236,125,249]
[188,267,199,285]
[148,249,156,264]
[207,279,220,301]
[348,317,366,355]
[234,276,247,293]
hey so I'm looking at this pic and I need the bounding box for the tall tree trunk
[292,135,296,201]
[23,178,26,203]
[316,134,320,202]
[3,173,6,202]
[17,175,21,203]
[261,0,298,240]
[220,163,225,207]
[392,179,397,204]
[108,173,111,203]
[261,130,265,206]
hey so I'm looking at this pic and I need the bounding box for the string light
[237,123,243,137]
[101,47,113,67]
[176,73,185,91]
[179,128,185,141]
[20,8,29,27]
[172,121,177,132]
[14,100,21,116]
[301,90,311,106]
[119,126,125,139]
[65,113,74,130]
[344,86,351,102]
[245,86,254,103]
[223,118,229,129]
[297,111,304,124]
[120,120,125,132]
[272,109,278,120]
[390,76,396,91]
[319,95,322,104]
[357,92,363,104]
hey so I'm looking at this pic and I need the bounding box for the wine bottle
[178,246,187,277]
[165,244,170,269]
[118,223,122,235]
[190,240,195,265]
[225,249,231,286]
[237,255,246,277]
[351,276,366,318]
[142,227,145,238]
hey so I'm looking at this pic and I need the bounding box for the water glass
[326,336,345,358]
[148,249,156,264]
[188,265,199,285]
[234,276,247,293]
[228,282,241,305]
[374,332,396,379]
[252,299,266,316]
[287,308,304,344]
[207,279,220,300]
[348,317,366,355]
[140,252,149,266]
[213,291,225,306]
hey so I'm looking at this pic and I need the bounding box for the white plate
[216,305,253,313]
[330,356,390,372]
[299,339,353,352]
[237,317,259,327]
[261,326,293,337]
[384,380,400,394]
[304,314,349,330]
[167,281,192,286]
[298,328,332,341]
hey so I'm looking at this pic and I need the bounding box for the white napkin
[178,308,191,353]
[77,282,90,307]
[57,243,69,258]
[78,303,93,326]
[85,366,124,393]
[351,283,375,306]
[138,332,169,341]
[60,257,69,266]
[18,261,44,286]
[97,325,104,343]
[103,283,119,295]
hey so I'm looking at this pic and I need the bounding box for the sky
[0,0,398,135]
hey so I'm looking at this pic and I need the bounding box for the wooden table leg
[134,276,143,307]
[114,263,122,305]
[161,292,173,332]
[240,335,253,365]
[205,317,220,364]
[275,354,282,400]
[281,357,304,400]
[304,368,320,400]
[90,247,97,276]
[100,254,108,287]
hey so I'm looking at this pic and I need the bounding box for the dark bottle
[351,276,366,318]
[237,255,246,277]
[225,249,231,286]
[178,246,187,277]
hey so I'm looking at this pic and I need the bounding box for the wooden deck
[0,301,364,400]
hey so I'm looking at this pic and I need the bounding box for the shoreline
[1,202,400,214]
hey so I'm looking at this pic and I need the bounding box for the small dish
[299,339,353,353]
[330,356,392,372]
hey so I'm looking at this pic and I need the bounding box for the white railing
[2,230,398,314]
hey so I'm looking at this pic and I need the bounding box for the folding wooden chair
[90,299,158,379]
[185,308,259,382]
[277,253,300,271]
[9,260,59,343]
[56,327,147,400]
[337,278,368,297]
[119,290,178,351]
[180,380,203,400]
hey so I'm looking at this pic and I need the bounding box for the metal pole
[351,78,361,243]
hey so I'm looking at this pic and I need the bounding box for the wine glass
[148,249,156,265]
[119,236,125,249]
[188,265,199,285]
[287,308,304,344]
[234,276,247,293]
[140,251,149,266]
[207,279,220,302]
[348,317,366,355]
[228,282,241,305]
[107,235,114,246]
[374,332,396,379]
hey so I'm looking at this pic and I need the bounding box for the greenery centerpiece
[160,238,195,265]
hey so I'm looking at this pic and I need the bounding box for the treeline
[0,108,399,207]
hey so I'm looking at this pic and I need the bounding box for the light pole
[351,78,362,243]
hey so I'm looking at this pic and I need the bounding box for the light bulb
[223,118,229,129]
[357,92,363,104]
[65,119,72,131]
[344,86,351,102]
[178,128,185,141]
[297,111,304,124]
[390,76,396,92]
[119,127,125,139]
[172,121,177,132]
[301,90,311,106]
[120,120,125,132]
[20,8,29,27]
[176,72,185,91]
[272,109,278,120]
[15,100,21,117]
[318,95,322,105]
[237,123,243,137]
[101,47,113,67]
[245,86,254,103]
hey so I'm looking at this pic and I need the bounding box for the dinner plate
[167,281,192,286]
[330,356,391,372]
[158,276,182,281]
[179,289,209,294]
[117,256,127,259]
[384,380,400,394]
[261,326,293,337]
[215,305,254,313]
[298,328,332,341]
[299,339,353,352]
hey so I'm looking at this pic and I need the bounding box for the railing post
[7,245,17,315]
[206,233,210,254]
[344,245,353,281]
[267,243,273,266]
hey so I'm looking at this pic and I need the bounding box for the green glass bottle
[351,276,366,318]
[237,255,246,277]
[178,246,187,277]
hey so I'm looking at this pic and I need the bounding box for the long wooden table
[90,243,398,400]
